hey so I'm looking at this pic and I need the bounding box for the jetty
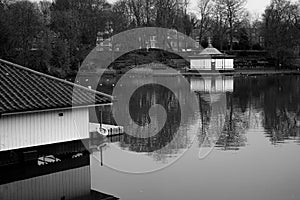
[89,123,124,137]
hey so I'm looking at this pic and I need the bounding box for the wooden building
[189,41,235,71]
[190,76,234,93]
[190,76,234,104]
[0,59,112,152]
[0,166,90,200]
[0,163,118,200]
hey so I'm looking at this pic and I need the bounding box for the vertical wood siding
[0,166,90,200]
[190,76,234,92]
[0,108,89,152]
[191,58,234,70]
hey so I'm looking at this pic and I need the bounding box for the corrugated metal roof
[0,59,112,115]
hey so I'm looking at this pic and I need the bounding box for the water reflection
[0,144,117,200]
[190,76,246,151]
[90,74,300,200]
[95,75,300,158]
[196,93,248,151]
[0,166,91,200]
[234,75,300,144]
[91,74,200,172]
[190,76,234,93]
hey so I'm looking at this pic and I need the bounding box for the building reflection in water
[90,75,300,200]
[93,75,300,163]
[0,141,118,200]
[190,76,234,93]
[2,74,299,200]
[0,166,90,200]
[94,75,247,170]
[190,76,247,151]
[90,75,200,171]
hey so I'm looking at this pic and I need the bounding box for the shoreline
[76,69,300,79]
[182,69,300,76]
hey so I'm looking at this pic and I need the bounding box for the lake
[1,74,299,200]
[90,74,300,200]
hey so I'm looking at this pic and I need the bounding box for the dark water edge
[0,140,118,200]
[90,74,300,146]
[90,74,300,200]
[1,74,299,200]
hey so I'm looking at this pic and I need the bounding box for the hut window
[58,113,64,117]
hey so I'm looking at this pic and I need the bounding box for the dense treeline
[0,0,299,77]
[263,0,300,67]
[0,0,114,77]
[0,0,195,77]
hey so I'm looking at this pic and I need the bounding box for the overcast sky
[33,0,274,16]
[246,0,271,14]
[189,0,271,18]
[106,0,271,16]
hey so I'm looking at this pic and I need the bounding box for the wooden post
[98,144,106,167]
[100,110,103,129]
[100,146,103,166]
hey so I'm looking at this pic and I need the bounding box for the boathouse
[189,40,235,71]
[0,59,112,152]
[190,76,234,93]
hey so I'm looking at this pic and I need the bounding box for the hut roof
[0,59,112,115]
[199,43,223,55]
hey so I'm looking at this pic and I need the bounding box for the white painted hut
[189,40,235,71]
[0,59,112,152]
[190,76,234,103]
[190,76,234,93]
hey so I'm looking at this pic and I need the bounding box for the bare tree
[113,0,188,30]
[263,0,300,67]
[124,0,157,27]
[196,0,213,43]
[216,0,247,50]
[211,1,227,50]
[111,0,132,32]
[155,0,178,28]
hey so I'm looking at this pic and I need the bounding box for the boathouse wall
[0,108,89,152]
[0,166,90,200]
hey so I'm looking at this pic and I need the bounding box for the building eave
[189,55,235,59]
[0,103,113,117]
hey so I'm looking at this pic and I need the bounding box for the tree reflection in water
[197,92,248,151]
[192,76,248,151]
[234,75,300,144]
[95,75,300,161]
[256,76,299,144]
[216,93,248,151]
[120,83,198,159]
[96,78,199,162]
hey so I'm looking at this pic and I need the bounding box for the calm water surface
[91,75,300,200]
[2,75,299,200]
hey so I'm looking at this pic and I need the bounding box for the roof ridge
[0,59,113,100]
